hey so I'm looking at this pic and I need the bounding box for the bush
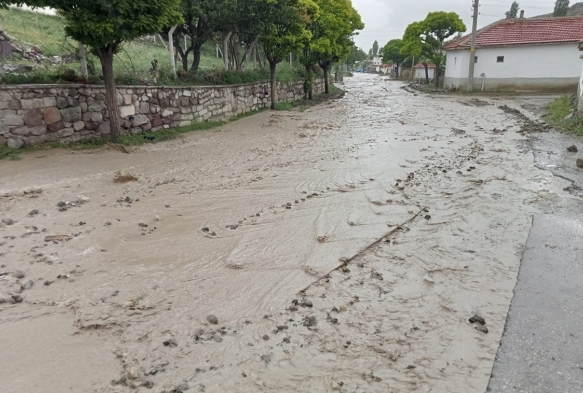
[547,95,583,136]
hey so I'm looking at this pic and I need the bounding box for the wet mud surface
[0,74,579,392]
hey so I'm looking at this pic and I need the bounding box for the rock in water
[469,314,486,324]
[475,325,489,334]
[207,314,219,324]
[113,170,138,183]
[567,145,578,153]
[577,158,583,169]
[1,218,14,225]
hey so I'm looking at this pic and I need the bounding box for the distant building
[443,15,583,91]
[372,56,382,72]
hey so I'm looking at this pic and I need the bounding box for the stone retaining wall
[0,78,325,148]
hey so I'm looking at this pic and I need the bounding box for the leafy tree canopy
[553,0,570,17]
[509,1,519,18]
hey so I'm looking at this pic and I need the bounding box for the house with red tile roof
[443,15,583,91]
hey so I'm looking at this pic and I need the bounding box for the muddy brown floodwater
[0,74,572,393]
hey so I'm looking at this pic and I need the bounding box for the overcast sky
[351,0,558,51]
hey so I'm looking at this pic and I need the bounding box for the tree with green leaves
[258,0,318,109]
[382,39,406,78]
[300,0,363,97]
[402,12,466,87]
[168,0,235,73]
[509,1,520,18]
[372,40,379,57]
[346,44,367,67]
[1,0,182,142]
[553,0,570,17]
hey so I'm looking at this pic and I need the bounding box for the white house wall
[415,68,436,80]
[445,43,580,91]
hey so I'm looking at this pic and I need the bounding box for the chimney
[505,11,511,19]
[520,10,525,18]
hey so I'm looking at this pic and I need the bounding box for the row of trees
[509,0,570,18]
[0,0,363,142]
[382,12,466,85]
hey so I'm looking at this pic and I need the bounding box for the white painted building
[372,56,382,72]
[444,16,583,91]
[414,64,436,82]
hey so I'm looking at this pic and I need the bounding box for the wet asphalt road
[488,122,583,392]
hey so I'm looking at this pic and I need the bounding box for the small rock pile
[0,29,70,64]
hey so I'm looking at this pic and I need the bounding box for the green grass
[546,96,583,136]
[117,121,226,146]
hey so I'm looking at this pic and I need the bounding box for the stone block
[7,136,24,149]
[131,114,149,127]
[0,101,8,110]
[151,114,163,127]
[119,105,135,117]
[23,108,43,126]
[0,135,5,145]
[56,96,68,109]
[47,121,65,132]
[30,125,47,136]
[57,128,74,137]
[88,102,106,112]
[60,106,82,122]
[85,121,99,131]
[82,112,103,122]
[179,120,192,127]
[0,123,7,136]
[161,109,173,117]
[140,122,152,131]
[149,104,159,113]
[95,93,105,100]
[97,123,110,135]
[73,121,85,131]
[123,94,132,105]
[183,90,192,97]
[42,107,61,124]
[80,102,88,112]
[0,91,12,101]
[139,102,149,114]
[180,97,190,106]
[67,97,80,107]
[141,95,149,102]
[21,97,57,110]
[3,114,23,126]
[11,126,32,136]
[0,109,15,119]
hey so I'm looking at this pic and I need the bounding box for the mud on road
[0,74,576,392]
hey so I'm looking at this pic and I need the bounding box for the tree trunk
[269,61,277,110]
[396,63,400,79]
[323,65,330,94]
[304,65,313,100]
[98,46,121,142]
[222,31,232,70]
[424,62,429,85]
[435,67,440,87]
[191,44,202,72]
[79,43,88,80]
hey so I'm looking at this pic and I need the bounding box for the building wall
[0,78,325,148]
[414,68,436,80]
[579,46,583,113]
[445,43,580,91]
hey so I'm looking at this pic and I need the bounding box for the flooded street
[0,74,578,392]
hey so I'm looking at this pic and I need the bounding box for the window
[474,56,478,63]
[497,56,505,63]
[454,57,457,65]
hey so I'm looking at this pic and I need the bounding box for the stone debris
[113,170,138,183]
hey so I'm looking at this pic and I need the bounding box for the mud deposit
[0,74,571,392]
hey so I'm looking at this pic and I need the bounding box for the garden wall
[0,78,325,148]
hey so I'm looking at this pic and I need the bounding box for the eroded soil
[0,74,574,393]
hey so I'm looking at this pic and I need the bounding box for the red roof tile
[443,16,583,50]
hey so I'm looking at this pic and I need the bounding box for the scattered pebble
[202,227,210,232]
[262,335,270,340]
[22,280,34,290]
[475,325,489,334]
[577,158,583,169]
[207,314,219,324]
[567,145,578,152]
[28,210,39,216]
[163,339,178,347]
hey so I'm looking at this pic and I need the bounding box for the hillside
[0,7,223,83]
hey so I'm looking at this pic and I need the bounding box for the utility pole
[467,0,479,92]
